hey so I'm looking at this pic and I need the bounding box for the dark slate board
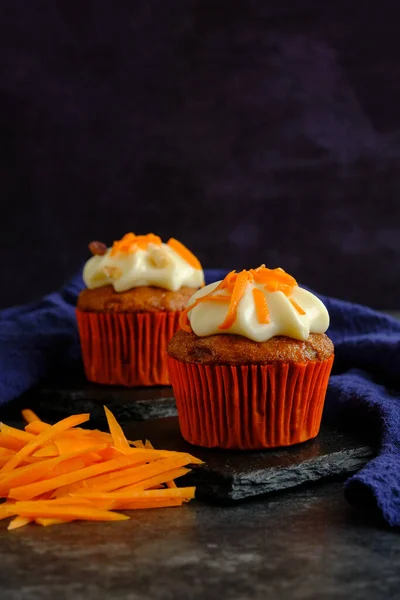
[14,379,375,503]
[121,417,374,502]
[29,380,177,422]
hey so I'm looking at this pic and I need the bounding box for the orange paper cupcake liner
[167,355,334,449]
[77,309,181,387]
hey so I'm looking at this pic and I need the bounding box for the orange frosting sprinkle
[180,265,305,332]
[111,233,162,256]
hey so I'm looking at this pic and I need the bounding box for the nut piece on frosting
[88,241,108,256]
[83,233,204,293]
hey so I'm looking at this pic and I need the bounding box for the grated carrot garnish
[252,288,270,324]
[290,298,306,315]
[251,265,297,293]
[134,233,162,250]
[219,271,251,330]
[110,233,162,256]
[167,238,202,270]
[179,292,230,333]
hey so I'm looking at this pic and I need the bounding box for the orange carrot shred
[0,433,26,452]
[251,266,297,293]
[140,440,180,489]
[179,289,230,333]
[130,440,145,448]
[111,233,162,256]
[219,271,251,330]
[110,232,136,256]
[10,501,129,522]
[1,424,36,448]
[104,406,131,452]
[21,409,41,424]
[117,467,190,492]
[0,503,17,521]
[167,238,202,270]
[252,288,270,324]
[0,448,13,457]
[25,421,51,435]
[179,310,192,333]
[7,516,32,530]
[54,434,107,457]
[119,499,183,510]
[70,454,194,495]
[134,233,162,250]
[35,518,73,527]
[1,413,90,473]
[72,487,196,504]
[220,270,236,291]
[33,444,60,458]
[290,298,306,315]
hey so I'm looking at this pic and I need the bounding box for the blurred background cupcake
[167,266,334,449]
[77,233,204,387]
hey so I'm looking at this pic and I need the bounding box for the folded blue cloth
[1,269,400,527]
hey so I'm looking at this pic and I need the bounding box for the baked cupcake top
[179,266,329,342]
[83,233,204,293]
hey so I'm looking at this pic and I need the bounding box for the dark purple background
[1,1,399,309]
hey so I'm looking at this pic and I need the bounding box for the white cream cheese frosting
[83,234,204,293]
[181,267,329,342]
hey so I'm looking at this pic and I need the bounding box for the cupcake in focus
[167,266,334,449]
[77,233,204,387]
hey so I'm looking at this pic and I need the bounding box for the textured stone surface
[25,381,178,422]
[123,417,374,501]
[0,482,399,600]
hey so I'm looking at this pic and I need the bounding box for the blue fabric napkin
[1,269,400,527]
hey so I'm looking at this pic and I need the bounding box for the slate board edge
[192,445,375,501]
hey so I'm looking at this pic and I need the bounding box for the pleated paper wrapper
[167,355,334,449]
[76,309,181,387]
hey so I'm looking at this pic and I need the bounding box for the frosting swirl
[180,266,329,342]
[83,233,204,292]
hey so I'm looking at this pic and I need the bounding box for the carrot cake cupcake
[77,233,204,387]
[167,265,334,449]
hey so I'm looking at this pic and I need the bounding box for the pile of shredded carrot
[179,265,305,333]
[0,407,200,530]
